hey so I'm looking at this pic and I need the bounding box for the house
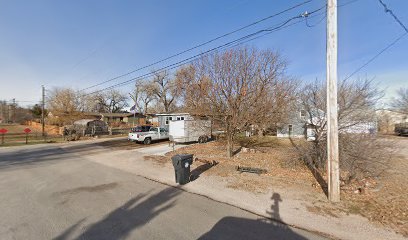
[47,111,147,126]
[277,107,377,140]
[277,108,322,139]
[83,112,146,125]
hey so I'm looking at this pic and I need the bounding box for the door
[149,127,160,140]
[159,128,169,139]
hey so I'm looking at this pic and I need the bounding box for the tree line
[44,46,407,170]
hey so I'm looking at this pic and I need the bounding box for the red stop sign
[23,128,31,133]
[0,128,7,134]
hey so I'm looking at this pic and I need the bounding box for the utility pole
[7,103,11,123]
[42,85,45,137]
[326,0,340,202]
[12,98,16,123]
[0,101,3,123]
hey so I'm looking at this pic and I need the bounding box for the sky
[0,0,407,107]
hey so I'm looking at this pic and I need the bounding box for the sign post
[0,128,7,145]
[24,128,31,144]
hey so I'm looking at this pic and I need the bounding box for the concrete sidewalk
[83,144,405,240]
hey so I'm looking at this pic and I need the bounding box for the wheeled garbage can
[171,154,194,185]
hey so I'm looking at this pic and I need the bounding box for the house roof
[153,112,191,116]
[83,112,144,118]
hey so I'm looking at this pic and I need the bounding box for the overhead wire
[83,6,328,96]
[377,0,408,33]
[343,0,408,80]
[79,0,314,92]
[83,0,362,95]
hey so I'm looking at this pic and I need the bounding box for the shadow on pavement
[54,187,180,240]
[199,192,308,240]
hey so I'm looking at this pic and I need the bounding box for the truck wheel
[144,138,152,145]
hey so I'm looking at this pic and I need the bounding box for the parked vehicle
[169,119,211,143]
[64,119,109,141]
[128,127,169,144]
[129,125,151,133]
[395,123,408,136]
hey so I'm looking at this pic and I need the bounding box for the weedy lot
[150,135,408,237]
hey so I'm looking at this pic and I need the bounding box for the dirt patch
[96,139,143,150]
[340,151,408,237]
[165,138,317,193]
[143,155,169,166]
[95,139,168,150]
[306,205,340,218]
[160,136,408,237]
[301,137,408,237]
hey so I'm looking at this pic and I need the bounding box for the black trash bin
[171,154,194,185]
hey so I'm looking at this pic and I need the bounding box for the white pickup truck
[128,127,169,144]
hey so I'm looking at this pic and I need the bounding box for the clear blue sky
[0,0,407,107]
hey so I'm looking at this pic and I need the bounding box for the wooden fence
[0,132,62,145]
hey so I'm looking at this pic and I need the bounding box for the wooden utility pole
[7,104,11,123]
[326,0,340,202]
[42,85,45,137]
[12,98,16,123]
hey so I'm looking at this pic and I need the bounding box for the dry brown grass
[164,137,408,236]
[340,153,408,237]
[166,137,317,192]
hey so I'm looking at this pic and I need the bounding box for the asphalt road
[0,140,328,240]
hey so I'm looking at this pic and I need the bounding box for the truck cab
[128,127,169,144]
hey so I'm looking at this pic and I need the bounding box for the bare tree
[47,87,86,125]
[180,47,288,157]
[151,70,180,112]
[293,78,388,183]
[92,89,128,113]
[391,88,408,114]
[129,80,155,115]
[256,76,299,136]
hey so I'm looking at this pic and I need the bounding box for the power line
[377,0,408,33]
[80,0,314,92]
[343,32,408,81]
[246,0,359,42]
[83,0,359,96]
[2,100,39,103]
[305,13,326,27]
[303,0,361,28]
[84,7,327,97]
[342,0,408,81]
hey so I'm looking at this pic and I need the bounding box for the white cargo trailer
[169,119,211,143]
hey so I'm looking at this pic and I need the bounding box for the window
[165,116,173,125]
[300,110,306,117]
[160,128,167,132]
[288,125,293,135]
[176,116,185,121]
